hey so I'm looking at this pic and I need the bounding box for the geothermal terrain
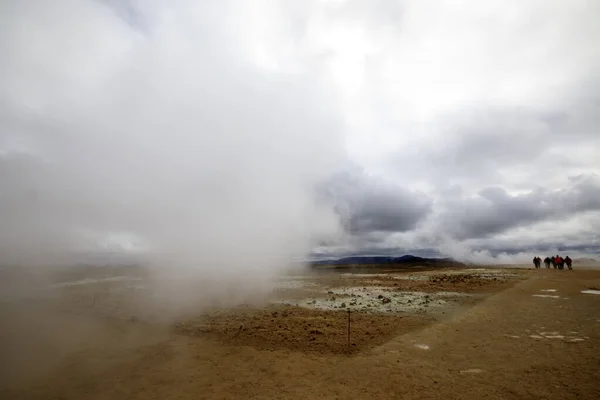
[1,262,599,400]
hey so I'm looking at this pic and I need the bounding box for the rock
[341,302,346,307]
[382,297,391,304]
[378,295,384,299]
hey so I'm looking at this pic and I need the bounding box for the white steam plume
[0,1,345,301]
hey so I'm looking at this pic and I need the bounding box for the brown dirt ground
[1,267,599,400]
[175,306,435,355]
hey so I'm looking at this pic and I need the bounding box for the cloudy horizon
[2,0,600,268]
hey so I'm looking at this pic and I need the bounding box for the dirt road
[1,268,599,399]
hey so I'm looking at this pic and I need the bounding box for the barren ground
[1,264,599,399]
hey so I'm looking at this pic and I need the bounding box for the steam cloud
[0,2,345,289]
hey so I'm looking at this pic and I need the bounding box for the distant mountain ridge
[311,255,457,266]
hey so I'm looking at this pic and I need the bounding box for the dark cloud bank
[317,169,600,261]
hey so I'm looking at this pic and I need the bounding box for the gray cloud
[389,88,600,190]
[319,165,432,235]
[439,174,600,240]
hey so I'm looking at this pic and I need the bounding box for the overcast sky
[1,0,600,266]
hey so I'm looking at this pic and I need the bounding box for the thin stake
[347,309,351,346]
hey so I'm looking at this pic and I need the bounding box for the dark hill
[310,255,458,268]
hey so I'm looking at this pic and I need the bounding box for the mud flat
[2,266,600,400]
[173,267,525,355]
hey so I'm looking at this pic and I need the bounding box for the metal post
[347,309,351,346]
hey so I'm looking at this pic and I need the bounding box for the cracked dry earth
[1,267,600,400]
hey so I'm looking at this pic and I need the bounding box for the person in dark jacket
[543,257,551,268]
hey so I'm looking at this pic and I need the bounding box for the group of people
[533,255,572,270]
